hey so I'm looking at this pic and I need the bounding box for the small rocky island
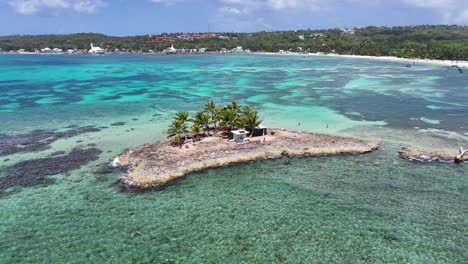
[113,101,378,190]
[399,146,468,163]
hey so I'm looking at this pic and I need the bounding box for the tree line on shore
[167,101,261,146]
[1,25,467,60]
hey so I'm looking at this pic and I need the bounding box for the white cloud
[9,0,105,14]
[219,6,241,14]
[10,0,40,14]
[454,9,468,23]
[218,0,465,14]
[72,0,103,13]
[220,0,321,13]
[399,0,454,9]
[149,0,180,5]
[397,0,468,24]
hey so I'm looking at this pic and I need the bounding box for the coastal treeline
[1,25,468,60]
[167,101,261,146]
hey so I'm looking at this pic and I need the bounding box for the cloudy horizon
[1,0,467,36]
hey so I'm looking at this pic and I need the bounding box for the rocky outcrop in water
[399,147,467,163]
[114,129,378,190]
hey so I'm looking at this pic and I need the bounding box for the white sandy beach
[3,50,467,68]
[253,52,468,68]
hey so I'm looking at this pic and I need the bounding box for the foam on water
[420,117,441,125]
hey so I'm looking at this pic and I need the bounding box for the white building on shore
[230,130,250,142]
[164,45,178,54]
[88,43,105,54]
[232,46,243,53]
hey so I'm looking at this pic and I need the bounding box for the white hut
[230,130,250,142]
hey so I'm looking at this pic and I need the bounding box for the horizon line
[1,24,467,38]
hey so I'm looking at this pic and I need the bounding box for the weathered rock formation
[113,129,378,190]
[399,146,468,163]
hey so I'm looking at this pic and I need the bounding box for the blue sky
[0,0,467,36]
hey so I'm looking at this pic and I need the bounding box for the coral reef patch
[0,148,102,194]
[0,126,101,156]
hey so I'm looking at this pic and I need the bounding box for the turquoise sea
[0,54,467,263]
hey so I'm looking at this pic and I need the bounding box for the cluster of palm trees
[167,100,262,146]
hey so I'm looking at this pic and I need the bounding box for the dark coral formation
[95,163,117,175]
[0,126,101,156]
[48,150,66,156]
[0,148,102,193]
[0,130,55,156]
[110,122,126,126]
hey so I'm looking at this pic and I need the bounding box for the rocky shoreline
[112,129,378,190]
[399,147,468,163]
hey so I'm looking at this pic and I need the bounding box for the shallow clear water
[0,54,467,263]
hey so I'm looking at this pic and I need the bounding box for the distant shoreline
[1,50,467,68]
[252,52,468,68]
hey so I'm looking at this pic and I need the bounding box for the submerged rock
[0,148,102,193]
[48,150,66,156]
[0,130,55,156]
[111,122,126,126]
[95,163,117,175]
[0,126,101,156]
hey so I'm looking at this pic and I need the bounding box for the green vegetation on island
[167,101,261,146]
[1,25,468,60]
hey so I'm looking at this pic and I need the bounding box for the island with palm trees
[113,101,379,190]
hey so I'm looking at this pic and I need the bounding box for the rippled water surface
[0,54,467,263]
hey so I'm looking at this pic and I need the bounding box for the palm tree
[242,106,256,119]
[175,111,189,124]
[220,108,240,130]
[167,119,188,145]
[227,101,241,113]
[191,111,211,136]
[172,134,182,146]
[204,100,218,129]
[171,111,190,142]
[191,124,201,141]
[214,106,224,130]
[191,124,201,135]
[243,106,262,137]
